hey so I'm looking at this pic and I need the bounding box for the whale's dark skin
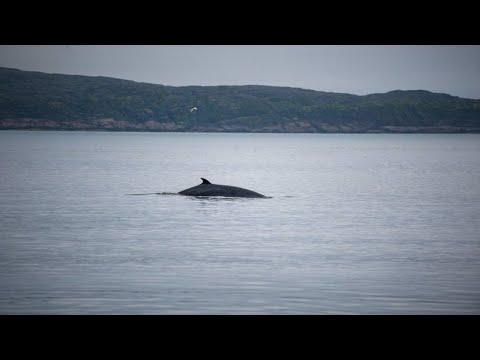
[178,178,267,198]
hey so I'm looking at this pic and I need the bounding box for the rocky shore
[2,117,479,133]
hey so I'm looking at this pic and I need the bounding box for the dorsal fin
[201,178,211,184]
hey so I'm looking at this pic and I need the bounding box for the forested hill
[1,67,479,133]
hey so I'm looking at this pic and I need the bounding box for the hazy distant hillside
[1,67,479,132]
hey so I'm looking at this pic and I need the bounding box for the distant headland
[1,67,479,133]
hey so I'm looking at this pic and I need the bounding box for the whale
[178,178,267,198]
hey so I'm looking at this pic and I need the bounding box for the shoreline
[2,128,480,134]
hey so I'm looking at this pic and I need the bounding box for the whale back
[178,178,266,198]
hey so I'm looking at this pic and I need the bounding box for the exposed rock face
[0,118,185,131]
[2,118,479,133]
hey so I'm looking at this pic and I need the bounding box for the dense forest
[1,67,479,132]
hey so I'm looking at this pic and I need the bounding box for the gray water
[0,131,479,314]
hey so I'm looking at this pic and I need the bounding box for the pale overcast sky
[1,45,480,99]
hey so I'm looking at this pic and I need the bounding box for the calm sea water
[0,131,479,314]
